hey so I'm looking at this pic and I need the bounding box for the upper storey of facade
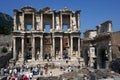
[83,20,112,41]
[84,30,97,39]
[96,20,112,35]
[13,6,81,33]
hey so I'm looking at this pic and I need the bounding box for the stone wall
[111,31,120,58]
[0,35,13,68]
[0,53,13,68]
[0,35,12,46]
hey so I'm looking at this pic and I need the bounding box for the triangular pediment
[21,6,36,12]
[61,7,72,13]
[39,6,54,13]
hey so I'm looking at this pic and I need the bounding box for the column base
[32,58,35,61]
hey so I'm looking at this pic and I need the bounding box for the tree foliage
[1,47,8,53]
[0,12,13,35]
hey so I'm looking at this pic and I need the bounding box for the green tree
[0,12,13,35]
[109,58,120,73]
[1,47,8,53]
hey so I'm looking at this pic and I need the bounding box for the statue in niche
[36,50,40,60]
[73,24,77,31]
[56,24,60,31]
[18,23,21,30]
[18,50,21,58]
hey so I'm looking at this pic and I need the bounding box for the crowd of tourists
[0,59,81,80]
[0,63,50,80]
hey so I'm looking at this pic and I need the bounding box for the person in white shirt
[29,72,33,80]
[49,71,53,76]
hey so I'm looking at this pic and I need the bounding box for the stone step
[15,59,79,68]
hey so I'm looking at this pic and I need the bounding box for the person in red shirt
[10,77,16,80]
[23,75,29,80]
[45,67,48,74]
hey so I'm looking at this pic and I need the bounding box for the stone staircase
[15,57,80,67]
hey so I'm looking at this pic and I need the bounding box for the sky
[0,0,120,36]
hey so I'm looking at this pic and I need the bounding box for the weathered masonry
[82,21,112,69]
[12,6,81,63]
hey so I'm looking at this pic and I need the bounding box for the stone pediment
[21,6,36,12]
[61,7,72,13]
[39,6,54,13]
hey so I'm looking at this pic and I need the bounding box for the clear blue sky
[0,0,120,35]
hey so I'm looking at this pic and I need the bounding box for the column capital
[40,36,43,39]
[32,12,35,15]
[32,36,35,38]
[60,36,63,38]
[21,36,24,39]
[13,36,16,38]
[52,37,55,39]
[71,36,73,39]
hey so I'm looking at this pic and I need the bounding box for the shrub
[109,58,120,73]
[1,47,8,53]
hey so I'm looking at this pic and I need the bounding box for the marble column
[78,38,80,57]
[52,13,55,30]
[32,37,35,60]
[60,37,63,58]
[71,36,73,56]
[60,13,62,30]
[13,37,16,60]
[40,37,43,59]
[108,46,112,61]
[108,22,112,32]
[32,13,35,30]
[22,13,25,30]
[77,12,80,30]
[14,12,17,31]
[21,37,24,62]
[70,13,72,29]
[52,37,55,57]
[41,13,43,31]
[97,48,100,69]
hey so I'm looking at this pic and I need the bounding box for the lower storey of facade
[13,33,81,65]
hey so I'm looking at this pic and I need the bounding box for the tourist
[23,75,28,80]
[39,67,43,75]
[30,66,33,72]
[49,71,53,76]
[10,77,16,80]
[29,72,33,80]
[9,68,12,76]
[40,70,43,76]
[66,58,68,63]
[0,68,4,76]
[16,65,21,73]
[78,64,81,69]
[17,73,23,80]
[13,68,17,77]
[45,67,48,74]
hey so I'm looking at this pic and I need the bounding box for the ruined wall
[0,53,13,68]
[0,35,12,46]
[111,31,120,58]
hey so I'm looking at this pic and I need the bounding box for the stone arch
[84,47,89,67]
[97,46,108,69]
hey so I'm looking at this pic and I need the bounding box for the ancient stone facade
[111,31,120,58]
[13,6,81,64]
[82,20,112,69]
[82,30,97,68]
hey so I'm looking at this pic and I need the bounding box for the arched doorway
[84,48,89,67]
[98,47,108,69]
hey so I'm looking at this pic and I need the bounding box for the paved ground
[32,68,64,79]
